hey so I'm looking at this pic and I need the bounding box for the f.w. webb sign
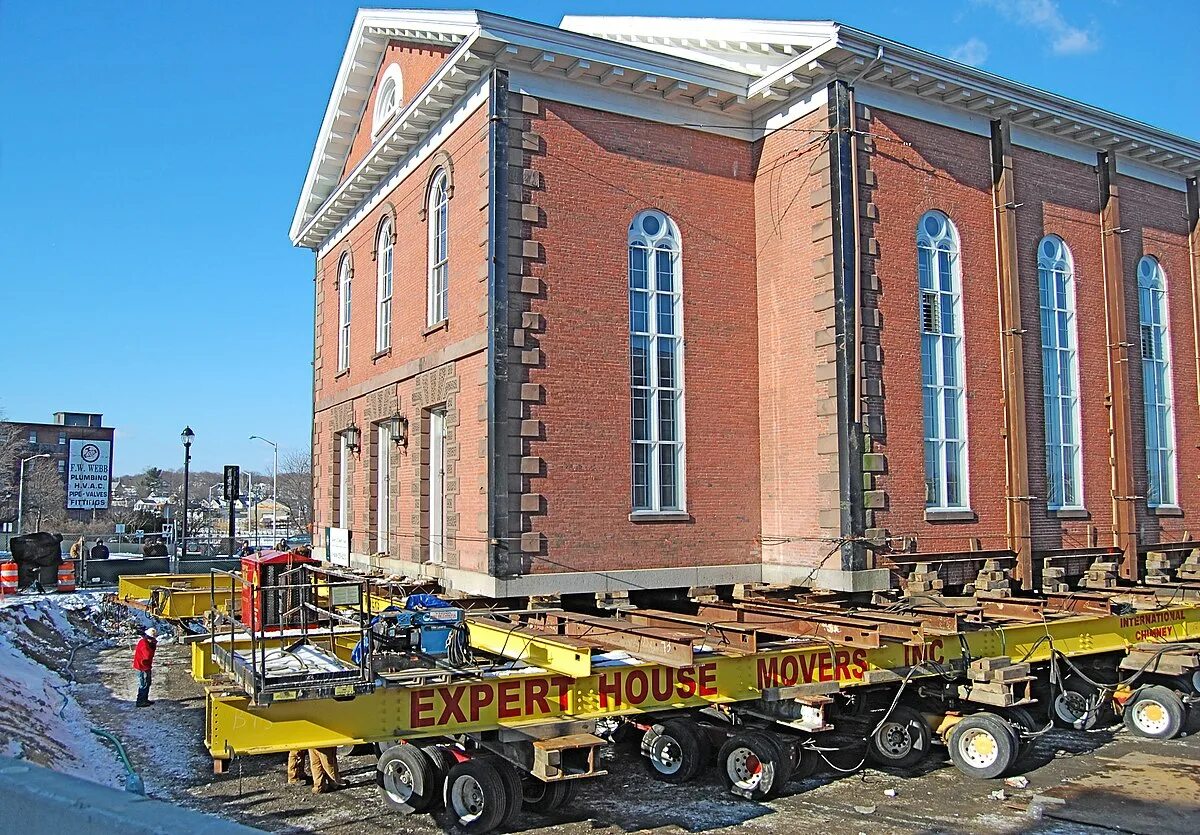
[67,439,111,509]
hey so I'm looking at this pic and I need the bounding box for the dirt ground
[71,635,1200,835]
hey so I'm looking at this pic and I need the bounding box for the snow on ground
[0,591,156,789]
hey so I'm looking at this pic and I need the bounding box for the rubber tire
[947,713,1019,780]
[1123,685,1186,740]
[479,756,524,830]
[522,777,579,813]
[1002,706,1040,734]
[718,730,794,801]
[421,744,456,810]
[1001,705,1039,759]
[376,744,437,814]
[866,704,933,769]
[788,737,819,780]
[642,719,707,784]
[443,758,509,833]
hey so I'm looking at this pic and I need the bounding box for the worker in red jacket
[133,627,158,706]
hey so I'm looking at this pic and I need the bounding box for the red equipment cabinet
[241,550,319,631]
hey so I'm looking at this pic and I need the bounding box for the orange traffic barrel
[56,560,76,593]
[0,562,17,595]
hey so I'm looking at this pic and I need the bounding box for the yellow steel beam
[206,604,1200,761]
[155,588,233,620]
[468,617,594,678]
[117,573,217,601]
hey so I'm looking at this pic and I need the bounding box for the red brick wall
[868,109,1010,552]
[868,109,1199,558]
[312,101,489,571]
[1011,146,1111,550]
[754,105,836,567]
[341,40,455,182]
[524,101,761,573]
[1118,175,1196,543]
[316,103,489,401]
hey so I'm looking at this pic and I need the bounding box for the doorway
[428,408,446,564]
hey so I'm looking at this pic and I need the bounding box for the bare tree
[276,448,313,531]
[22,458,66,532]
[0,409,22,521]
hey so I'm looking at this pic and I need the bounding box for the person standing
[90,539,110,560]
[132,627,158,706]
[69,536,85,561]
[307,747,343,794]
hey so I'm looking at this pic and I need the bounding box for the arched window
[337,254,352,372]
[372,65,403,137]
[376,219,393,352]
[1038,235,1083,509]
[918,210,968,510]
[629,210,685,512]
[1138,255,1177,507]
[426,169,449,326]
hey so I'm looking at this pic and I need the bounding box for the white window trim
[1137,255,1179,508]
[426,169,450,327]
[337,255,352,372]
[371,64,404,139]
[376,220,393,352]
[337,433,350,528]
[1037,235,1085,511]
[629,209,687,514]
[428,408,447,564]
[376,424,390,553]
[918,210,970,512]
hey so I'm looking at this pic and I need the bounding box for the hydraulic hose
[90,728,145,795]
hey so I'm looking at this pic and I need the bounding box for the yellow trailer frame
[203,602,1200,763]
[117,573,234,620]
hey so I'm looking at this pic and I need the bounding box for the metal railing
[206,564,374,703]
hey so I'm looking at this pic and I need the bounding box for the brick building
[1,412,115,529]
[292,11,1200,597]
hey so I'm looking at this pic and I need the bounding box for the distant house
[250,498,291,527]
[133,494,175,515]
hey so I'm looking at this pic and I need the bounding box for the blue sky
[2,0,1197,475]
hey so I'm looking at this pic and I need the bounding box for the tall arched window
[918,210,968,510]
[376,219,393,352]
[427,169,449,326]
[629,210,685,512]
[1138,255,1177,507]
[1038,235,1083,509]
[337,254,352,372]
[372,65,403,137]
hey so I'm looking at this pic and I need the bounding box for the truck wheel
[788,738,818,780]
[947,713,1018,780]
[1052,679,1111,730]
[443,758,509,833]
[642,719,707,784]
[1000,705,1039,758]
[478,756,524,829]
[718,730,793,801]
[1123,685,1186,740]
[523,777,578,813]
[866,704,932,769]
[377,744,436,814]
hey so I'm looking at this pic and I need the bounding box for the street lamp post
[181,427,194,560]
[17,453,51,535]
[249,435,278,548]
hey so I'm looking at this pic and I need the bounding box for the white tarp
[66,439,111,509]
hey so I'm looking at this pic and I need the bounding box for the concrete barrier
[0,756,261,833]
